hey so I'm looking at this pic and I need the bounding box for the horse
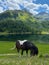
[15,40,38,56]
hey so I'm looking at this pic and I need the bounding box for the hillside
[35,12,49,34]
[0,10,40,34]
[0,10,49,35]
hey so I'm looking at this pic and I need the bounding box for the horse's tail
[10,45,16,50]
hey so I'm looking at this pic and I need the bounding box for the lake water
[0,34,49,42]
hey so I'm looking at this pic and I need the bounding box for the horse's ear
[15,40,18,44]
[16,40,18,42]
[16,40,19,42]
[15,40,19,45]
[16,40,17,41]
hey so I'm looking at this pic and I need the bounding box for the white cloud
[29,9,39,15]
[23,2,49,14]
[6,0,22,10]
[0,0,49,15]
[0,6,3,13]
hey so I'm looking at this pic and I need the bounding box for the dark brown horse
[15,40,38,56]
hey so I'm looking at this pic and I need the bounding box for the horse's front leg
[26,50,28,56]
[17,48,20,53]
[21,49,24,56]
[17,48,21,57]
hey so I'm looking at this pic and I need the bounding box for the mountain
[35,12,49,33]
[35,12,49,21]
[0,10,39,34]
[0,10,49,35]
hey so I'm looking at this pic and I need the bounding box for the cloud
[0,6,3,13]
[29,9,39,15]
[24,2,49,14]
[0,0,49,15]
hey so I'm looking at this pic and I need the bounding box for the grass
[0,41,49,65]
[0,56,49,65]
[0,41,16,54]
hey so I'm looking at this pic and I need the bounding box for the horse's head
[30,46,38,56]
[16,40,20,49]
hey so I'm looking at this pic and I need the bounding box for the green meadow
[0,41,49,65]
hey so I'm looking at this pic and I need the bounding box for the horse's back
[23,41,34,50]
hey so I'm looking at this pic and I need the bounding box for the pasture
[0,41,49,65]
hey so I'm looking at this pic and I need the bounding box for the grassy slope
[0,56,49,65]
[0,41,49,65]
[0,41,16,54]
[0,41,49,54]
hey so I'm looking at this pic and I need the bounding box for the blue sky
[0,0,49,15]
[33,0,49,5]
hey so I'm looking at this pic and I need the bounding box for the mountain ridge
[35,12,49,21]
[0,10,49,34]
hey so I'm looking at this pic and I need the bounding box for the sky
[0,0,49,15]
